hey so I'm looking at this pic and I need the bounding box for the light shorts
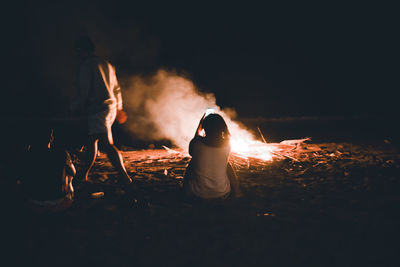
[88,106,117,139]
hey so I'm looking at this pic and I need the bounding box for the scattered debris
[91,192,105,199]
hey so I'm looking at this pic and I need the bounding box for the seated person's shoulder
[189,136,205,156]
[190,136,206,146]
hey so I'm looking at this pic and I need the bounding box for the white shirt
[72,56,123,114]
[187,139,231,199]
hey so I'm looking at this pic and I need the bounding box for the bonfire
[163,120,310,165]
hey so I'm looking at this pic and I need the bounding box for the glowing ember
[225,119,276,161]
[230,137,274,161]
[160,118,308,162]
[227,121,309,161]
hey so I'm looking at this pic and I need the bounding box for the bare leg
[79,137,99,182]
[227,161,243,197]
[99,134,132,184]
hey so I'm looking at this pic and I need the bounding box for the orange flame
[230,137,274,161]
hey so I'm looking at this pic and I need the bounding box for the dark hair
[202,114,230,145]
[74,36,95,53]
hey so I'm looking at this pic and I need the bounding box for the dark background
[2,1,398,119]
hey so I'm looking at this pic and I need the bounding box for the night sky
[2,1,398,119]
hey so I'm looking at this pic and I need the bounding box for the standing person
[71,36,132,184]
[183,113,242,199]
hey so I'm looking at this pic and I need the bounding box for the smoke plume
[123,69,255,149]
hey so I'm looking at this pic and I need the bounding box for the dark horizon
[2,2,398,119]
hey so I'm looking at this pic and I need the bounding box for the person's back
[23,148,73,201]
[78,56,121,114]
[184,113,241,199]
[20,129,75,213]
[186,138,231,199]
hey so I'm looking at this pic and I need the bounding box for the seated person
[19,128,76,213]
[183,113,242,199]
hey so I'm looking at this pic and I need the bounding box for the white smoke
[123,69,255,149]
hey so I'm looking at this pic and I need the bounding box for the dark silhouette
[19,128,75,213]
[71,36,132,184]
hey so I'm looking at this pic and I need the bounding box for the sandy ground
[5,141,400,267]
